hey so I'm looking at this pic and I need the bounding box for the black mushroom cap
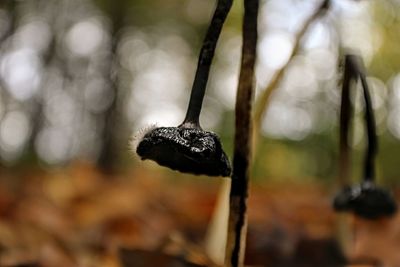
[333,185,353,211]
[136,126,231,177]
[333,181,397,220]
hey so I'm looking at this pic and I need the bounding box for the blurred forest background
[0,0,399,183]
[0,0,400,266]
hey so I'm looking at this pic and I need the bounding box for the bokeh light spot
[0,48,41,100]
[0,110,30,156]
[65,19,104,57]
[259,32,294,70]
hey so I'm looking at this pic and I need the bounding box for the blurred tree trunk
[97,0,128,174]
[25,34,57,164]
[0,0,17,44]
[23,0,65,165]
[0,0,17,168]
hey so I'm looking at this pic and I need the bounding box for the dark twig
[224,0,258,266]
[181,0,233,128]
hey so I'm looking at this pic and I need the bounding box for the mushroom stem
[225,0,258,266]
[135,0,233,176]
[338,55,353,186]
[181,0,233,128]
[340,55,377,182]
[358,61,377,182]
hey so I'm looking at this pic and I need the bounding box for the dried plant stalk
[224,0,259,266]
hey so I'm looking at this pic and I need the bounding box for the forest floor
[0,162,399,267]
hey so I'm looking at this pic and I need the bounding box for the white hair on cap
[129,124,157,153]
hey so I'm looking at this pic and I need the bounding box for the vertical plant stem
[344,55,377,181]
[339,55,355,186]
[357,63,377,182]
[224,0,258,266]
[337,56,356,256]
[337,54,378,255]
[181,0,233,127]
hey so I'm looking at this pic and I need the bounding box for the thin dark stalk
[335,55,394,235]
[181,0,233,128]
[357,61,377,181]
[340,55,377,182]
[338,56,355,186]
[224,0,258,266]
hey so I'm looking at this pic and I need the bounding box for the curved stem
[225,0,258,266]
[181,0,233,128]
[252,0,330,138]
[356,59,377,181]
[339,55,355,186]
[341,55,377,182]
